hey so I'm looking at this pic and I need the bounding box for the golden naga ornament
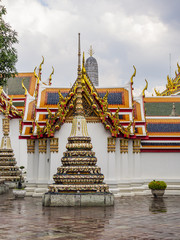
[22,78,28,96]
[49,66,54,85]
[38,56,44,79]
[142,79,148,97]
[177,62,180,73]
[130,65,136,85]
[154,62,180,96]
[34,66,40,85]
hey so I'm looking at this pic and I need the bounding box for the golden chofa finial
[130,65,136,85]
[177,62,180,73]
[142,79,148,97]
[82,52,86,76]
[22,78,28,95]
[38,56,44,79]
[88,45,95,57]
[154,88,161,96]
[34,67,40,84]
[49,67,54,85]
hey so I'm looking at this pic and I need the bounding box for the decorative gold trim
[27,139,35,154]
[120,139,128,153]
[65,116,101,123]
[39,138,47,153]
[2,118,9,136]
[19,120,22,134]
[107,137,116,152]
[50,138,58,153]
[133,139,141,153]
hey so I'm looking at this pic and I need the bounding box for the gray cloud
[3,0,180,95]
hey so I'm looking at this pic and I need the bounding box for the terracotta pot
[151,189,165,198]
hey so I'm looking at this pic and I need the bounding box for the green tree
[0,1,18,86]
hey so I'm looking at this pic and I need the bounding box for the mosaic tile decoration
[141,142,180,146]
[98,92,123,105]
[46,92,68,105]
[145,102,180,116]
[147,123,180,132]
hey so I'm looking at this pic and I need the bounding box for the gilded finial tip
[88,45,95,57]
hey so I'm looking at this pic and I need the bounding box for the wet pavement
[0,191,180,240]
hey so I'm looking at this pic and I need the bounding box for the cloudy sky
[3,0,180,95]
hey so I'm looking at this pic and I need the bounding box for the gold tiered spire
[75,33,84,116]
[47,34,111,196]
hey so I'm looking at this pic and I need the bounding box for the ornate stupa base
[43,192,114,207]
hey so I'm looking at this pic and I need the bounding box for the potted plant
[148,180,167,198]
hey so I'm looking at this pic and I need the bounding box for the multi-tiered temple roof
[2,39,180,153]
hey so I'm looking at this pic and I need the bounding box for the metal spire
[75,33,84,116]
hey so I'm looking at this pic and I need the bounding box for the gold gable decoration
[33,53,133,139]
[154,63,180,96]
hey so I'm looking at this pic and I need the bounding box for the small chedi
[0,96,21,185]
[43,34,114,206]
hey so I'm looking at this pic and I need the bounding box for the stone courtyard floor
[0,191,180,240]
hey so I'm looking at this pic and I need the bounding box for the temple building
[1,37,180,197]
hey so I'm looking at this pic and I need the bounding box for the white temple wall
[115,139,121,181]
[27,152,35,183]
[10,119,27,168]
[141,152,180,180]
[87,123,111,179]
[133,151,141,179]
[24,119,180,195]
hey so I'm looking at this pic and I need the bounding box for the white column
[107,137,116,182]
[27,153,35,183]
[120,139,129,179]
[133,140,141,179]
[115,139,121,181]
[38,153,47,183]
[26,139,36,183]
[49,138,60,183]
[37,139,47,183]
[128,140,133,178]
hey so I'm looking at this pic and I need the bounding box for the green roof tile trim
[4,77,31,95]
[145,102,180,116]
[13,102,25,107]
